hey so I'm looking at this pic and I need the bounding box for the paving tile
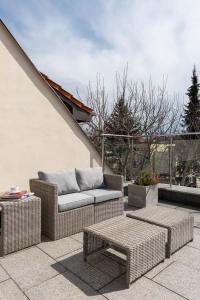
[124,197,138,212]
[154,262,200,300]
[71,232,83,244]
[95,256,126,277]
[77,265,113,290]
[175,206,200,226]
[0,265,9,283]
[157,201,178,209]
[57,249,105,273]
[41,235,50,242]
[177,205,200,213]
[192,213,200,226]
[37,236,82,259]
[26,271,105,300]
[57,249,90,273]
[103,248,126,264]
[0,247,65,291]
[145,258,174,279]
[57,249,112,290]
[0,279,27,300]
[188,227,200,250]
[124,205,139,213]
[172,245,200,271]
[100,275,184,300]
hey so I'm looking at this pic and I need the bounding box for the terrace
[1,19,200,300]
[0,198,199,300]
[0,132,200,299]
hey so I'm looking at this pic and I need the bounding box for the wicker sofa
[30,167,124,240]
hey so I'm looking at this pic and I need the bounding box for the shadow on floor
[51,248,127,295]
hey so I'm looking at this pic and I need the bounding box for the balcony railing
[102,132,200,188]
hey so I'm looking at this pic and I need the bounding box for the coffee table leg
[83,232,88,262]
[166,229,171,258]
[126,250,131,288]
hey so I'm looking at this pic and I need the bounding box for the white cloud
[4,0,200,103]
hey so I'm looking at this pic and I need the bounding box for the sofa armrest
[104,174,124,193]
[29,179,58,213]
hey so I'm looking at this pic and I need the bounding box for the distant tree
[82,74,109,152]
[104,70,140,179]
[82,67,181,181]
[183,66,200,132]
[104,97,139,136]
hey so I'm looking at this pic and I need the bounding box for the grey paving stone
[0,279,27,300]
[57,249,112,290]
[188,227,200,250]
[26,271,105,300]
[37,236,82,259]
[195,222,200,228]
[103,248,126,264]
[175,206,200,226]
[124,205,139,212]
[71,232,83,244]
[100,275,184,300]
[154,262,200,300]
[57,249,105,273]
[57,249,90,273]
[41,235,50,242]
[0,265,9,283]
[145,258,174,279]
[78,265,113,290]
[95,256,126,277]
[177,205,200,212]
[157,201,178,208]
[192,213,200,226]
[0,247,65,291]
[172,245,200,271]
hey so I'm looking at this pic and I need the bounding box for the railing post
[102,135,105,172]
[169,135,173,188]
[131,138,134,179]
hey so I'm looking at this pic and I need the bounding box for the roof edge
[40,72,94,114]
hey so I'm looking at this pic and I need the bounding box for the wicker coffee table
[83,216,167,288]
[0,196,41,256]
[127,206,194,258]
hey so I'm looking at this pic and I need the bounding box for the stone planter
[128,184,158,208]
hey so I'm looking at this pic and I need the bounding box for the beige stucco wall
[0,22,108,191]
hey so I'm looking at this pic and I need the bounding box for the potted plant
[128,171,159,208]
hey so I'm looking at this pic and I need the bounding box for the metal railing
[101,132,200,188]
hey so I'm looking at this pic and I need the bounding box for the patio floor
[0,199,200,300]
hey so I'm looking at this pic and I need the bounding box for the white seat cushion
[82,189,123,203]
[58,193,94,212]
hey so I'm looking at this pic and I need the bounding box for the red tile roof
[41,72,94,114]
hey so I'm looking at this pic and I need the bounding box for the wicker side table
[83,216,167,288]
[0,196,41,256]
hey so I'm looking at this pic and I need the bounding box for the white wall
[0,22,108,190]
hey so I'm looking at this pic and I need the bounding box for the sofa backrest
[75,167,104,191]
[38,169,80,195]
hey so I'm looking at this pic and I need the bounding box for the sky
[1,0,200,103]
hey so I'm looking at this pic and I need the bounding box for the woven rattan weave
[127,206,194,257]
[83,216,167,288]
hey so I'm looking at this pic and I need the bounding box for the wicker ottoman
[127,206,194,258]
[83,216,167,288]
[0,196,41,256]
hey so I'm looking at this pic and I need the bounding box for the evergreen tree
[104,97,139,135]
[104,97,140,179]
[183,66,200,132]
